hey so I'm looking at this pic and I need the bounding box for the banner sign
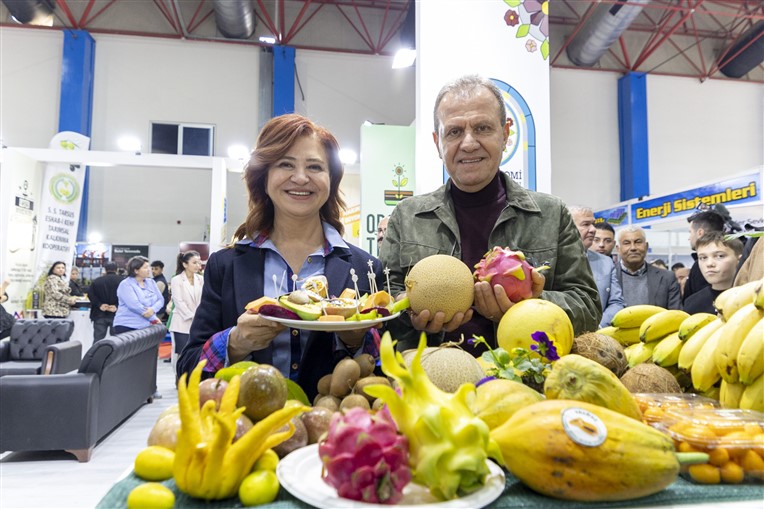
[360,125,415,256]
[417,0,551,193]
[594,206,630,227]
[0,150,43,315]
[33,132,90,284]
[631,172,761,225]
[111,245,149,270]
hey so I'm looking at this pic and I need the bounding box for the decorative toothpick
[366,259,378,293]
[272,274,279,296]
[291,274,298,293]
[350,268,360,300]
[383,267,391,294]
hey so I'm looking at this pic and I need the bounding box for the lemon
[239,470,279,506]
[252,448,279,472]
[126,482,175,509]
[134,446,175,481]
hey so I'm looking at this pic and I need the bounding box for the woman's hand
[142,307,155,318]
[228,312,286,364]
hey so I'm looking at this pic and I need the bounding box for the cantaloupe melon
[401,346,484,393]
[405,255,474,322]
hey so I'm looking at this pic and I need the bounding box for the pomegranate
[473,247,535,302]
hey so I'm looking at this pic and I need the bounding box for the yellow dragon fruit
[364,332,504,500]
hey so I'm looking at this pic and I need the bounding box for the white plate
[261,311,401,332]
[277,444,506,509]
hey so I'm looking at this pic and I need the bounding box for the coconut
[620,363,682,394]
[401,345,484,393]
[571,332,628,377]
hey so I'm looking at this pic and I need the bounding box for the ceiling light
[339,148,357,165]
[259,36,277,44]
[117,136,142,152]
[392,48,416,69]
[228,144,250,160]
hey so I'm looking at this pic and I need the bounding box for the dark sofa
[0,319,77,377]
[0,324,165,462]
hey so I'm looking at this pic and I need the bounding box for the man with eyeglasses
[615,226,681,309]
[591,222,616,259]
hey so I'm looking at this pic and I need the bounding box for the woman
[113,256,165,334]
[177,114,383,399]
[42,261,76,319]
[169,251,204,368]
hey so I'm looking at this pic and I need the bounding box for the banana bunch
[365,332,504,500]
[600,305,666,346]
[174,361,308,500]
[689,278,764,411]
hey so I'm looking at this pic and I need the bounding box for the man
[683,232,743,314]
[591,222,616,258]
[615,226,681,309]
[569,206,624,328]
[88,262,122,341]
[380,74,600,351]
[674,266,691,297]
[376,216,389,252]
[150,260,170,321]
[684,209,725,304]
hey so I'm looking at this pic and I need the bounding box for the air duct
[567,0,650,67]
[212,0,255,39]
[2,0,54,25]
[718,21,764,79]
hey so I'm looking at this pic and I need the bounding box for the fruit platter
[248,274,409,331]
[112,256,764,509]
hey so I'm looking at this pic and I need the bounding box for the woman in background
[113,256,165,334]
[42,261,76,319]
[169,251,203,369]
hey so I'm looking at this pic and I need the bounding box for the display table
[97,471,763,509]
[69,308,93,358]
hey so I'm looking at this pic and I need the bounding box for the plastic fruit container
[633,393,720,426]
[658,407,764,484]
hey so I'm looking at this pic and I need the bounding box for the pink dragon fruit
[473,246,535,302]
[318,407,411,504]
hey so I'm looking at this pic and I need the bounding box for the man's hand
[473,268,546,322]
[409,308,473,334]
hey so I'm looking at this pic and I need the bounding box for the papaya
[469,379,544,430]
[490,400,688,502]
[544,354,642,420]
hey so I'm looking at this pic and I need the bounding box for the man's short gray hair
[617,225,646,242]
[433,74,506,133]
[568,205,594,216]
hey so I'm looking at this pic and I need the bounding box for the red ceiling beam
[55,0,79,28]
[618,36,632,69]
[551,63,764,84]
[284,0,315,42]
[688,6,708,76]
[186,0,210,34]
[255,0,279,41]
[706,28,764,78]
[152,0,180,35]
[632,0,705,70]
[79,0,117,27]
[376,1,409,51]
[335,5,374,52]
[78,0,96,27]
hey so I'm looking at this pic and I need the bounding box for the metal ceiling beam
[632,0,705,70]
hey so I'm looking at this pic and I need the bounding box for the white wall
[646,75,763,198]
[550,68,622,210]
[0,29,62,147]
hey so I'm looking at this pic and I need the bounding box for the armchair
[0,319,78,377]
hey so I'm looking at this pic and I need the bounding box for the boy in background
[683,231,743,315]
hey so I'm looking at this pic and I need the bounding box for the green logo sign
[49,173,79,204]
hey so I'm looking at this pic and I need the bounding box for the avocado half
[278,295,322,320]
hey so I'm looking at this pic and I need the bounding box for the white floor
[0,358,178,509]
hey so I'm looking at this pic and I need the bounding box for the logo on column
[50,174,80,204]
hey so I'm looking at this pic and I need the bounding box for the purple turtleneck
[445,171,506,351]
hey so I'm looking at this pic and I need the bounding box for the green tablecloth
[97,471,763,509]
